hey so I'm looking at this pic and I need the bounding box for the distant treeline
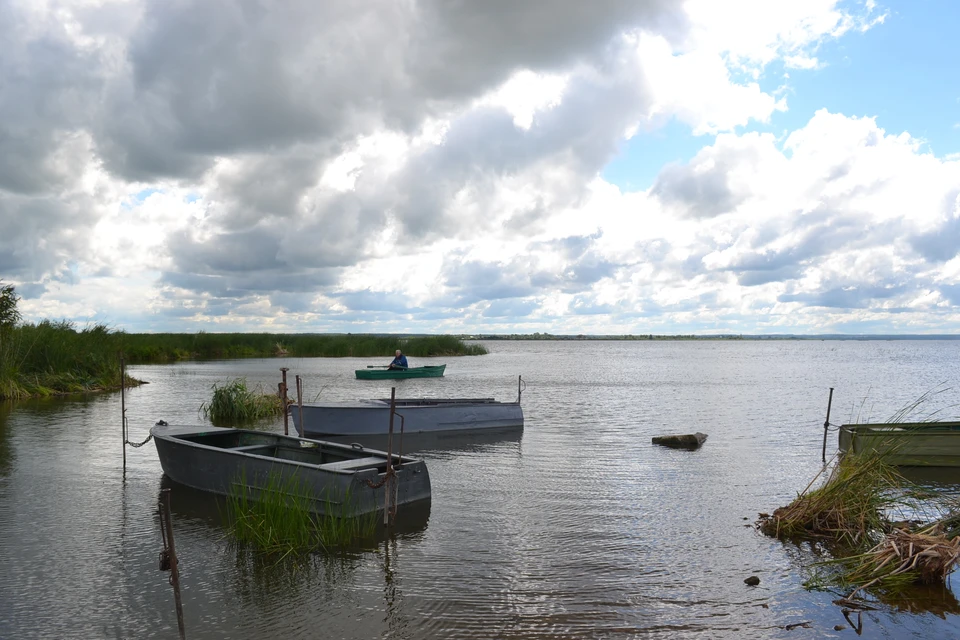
[119,332,487,362]
[0,281,487,400]
[469,333,747,340]
[465,333,960,340]
[0,327,485,400]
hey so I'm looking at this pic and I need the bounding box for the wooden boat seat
[321,456,385,471]
[230,444,278,453]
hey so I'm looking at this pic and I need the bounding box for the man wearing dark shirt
[389,350,408,369]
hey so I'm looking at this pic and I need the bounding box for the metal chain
[126,433,154,448]
[365,466,395,489]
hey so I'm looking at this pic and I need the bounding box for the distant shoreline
[464,334,960,341]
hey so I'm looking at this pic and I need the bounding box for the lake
[2,339,960,639]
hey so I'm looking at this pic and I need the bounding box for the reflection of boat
[291,396,523,437]
[319,426,523,454]
[158,475,432,538]
[355,365,446,380]
[151,423,431,516]
[838,422,960,467]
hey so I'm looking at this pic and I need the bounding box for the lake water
[2,339,960,639]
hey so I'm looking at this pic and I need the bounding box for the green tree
[0,281,20,329]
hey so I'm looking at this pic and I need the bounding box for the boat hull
[151,424,431,515]
[355,365,446,380]
[291,398,524,437]
[838,422,960,467]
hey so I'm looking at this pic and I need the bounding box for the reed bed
[757,451,912,547]
[0,281,484,398]
[760,447,960,602]
[200,378,284,424]
[226,471,377,556]
[117,332,487,362]
[0,320,140,400]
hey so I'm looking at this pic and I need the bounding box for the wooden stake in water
[296,375,304,437]
[121,354,126,473]
[279,367,290,436]
[159,488,186,640]
[822,387,834,464]
[385,387,396,526]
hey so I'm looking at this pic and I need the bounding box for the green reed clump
[758,451,911,547]
[200,378,284,424]
[226,471,377,556]
[403,335,487,356]
[0,318,141,400]
[227,471,317,555]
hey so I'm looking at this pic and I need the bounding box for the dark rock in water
[744,576,760,586]
[652,432,708,449]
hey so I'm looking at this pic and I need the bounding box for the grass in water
[200,377,284,425]
[758,451,911,547]
[759,448,960,599]
[226,470,378,557]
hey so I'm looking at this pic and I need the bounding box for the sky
[3,0,960,336]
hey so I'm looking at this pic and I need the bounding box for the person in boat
[389,349,408,370]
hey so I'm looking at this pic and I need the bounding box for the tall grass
[760,450,960,599]
[226,470,378,556]
[0,322,486,400]
[200,378,284,425]
[0,320,139,400]
[758,451,913,546]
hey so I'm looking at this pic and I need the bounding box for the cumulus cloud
[6,0,955,334]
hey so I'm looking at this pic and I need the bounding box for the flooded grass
[226,470,378,557]
[200,378,284,424]
[758,451,911,546]
[760,450,960,602]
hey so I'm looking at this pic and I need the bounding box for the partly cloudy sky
[3,0,959,334]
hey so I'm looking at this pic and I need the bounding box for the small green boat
[355,365,446,380]
[838,421,960,467]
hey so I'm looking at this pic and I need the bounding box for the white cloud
[5,0,958,335]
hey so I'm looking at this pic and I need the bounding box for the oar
[366,365,391,368]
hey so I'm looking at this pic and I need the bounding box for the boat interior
[173,430,394,471]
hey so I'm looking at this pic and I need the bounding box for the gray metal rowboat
[151,422,431,516]
[291,376,525,438]
[291,397,524,437]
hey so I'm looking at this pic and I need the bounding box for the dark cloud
[0,3,103,195]
[336,290,416,313]
[443,259,538,304]
[93,0,685,182]
[0,194,96,280]
[651,161,743,219]
[778,283,907,309]
[483,298,539,318]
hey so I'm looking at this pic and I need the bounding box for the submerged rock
[652,432,708,450]
[744,576,760,586]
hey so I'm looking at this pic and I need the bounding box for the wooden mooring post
[822,387,834,464]
[296,375,304,437]
[385,387,396,526]
[121,354,127,473]
[279,367,290,436]
[159,488,186,639]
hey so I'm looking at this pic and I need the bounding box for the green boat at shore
[838,421,960,467]
[355,364,446,380]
